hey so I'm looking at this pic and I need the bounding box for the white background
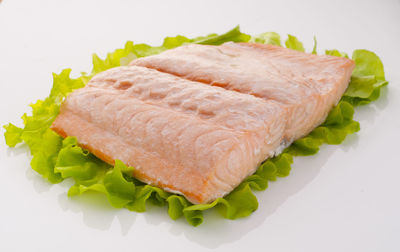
[1,0,399,251]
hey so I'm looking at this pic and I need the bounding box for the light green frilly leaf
[249,32,281,46]
[343,50,388,105]
[285,34,305,52]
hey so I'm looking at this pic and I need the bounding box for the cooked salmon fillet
[51,43,354,204]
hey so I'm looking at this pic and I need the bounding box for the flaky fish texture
[51,43,354,204]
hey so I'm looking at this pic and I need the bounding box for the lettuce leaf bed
[3,26,388,226]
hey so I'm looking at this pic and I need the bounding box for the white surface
[1,0,399,251]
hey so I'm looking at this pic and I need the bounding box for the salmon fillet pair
[51,42,355,204]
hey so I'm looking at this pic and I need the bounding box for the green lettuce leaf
[249,32,281,46]
[245,153,293,191]
[184,183,258,220]
[30,129,63,183]
[312,36,317,54]
[3,123,23,147]
[325,49,349,58]
[55,137,109,184]
[342,50,388,106]
[285,34,305,52]
[50,69,86,105]
[193,25,250,45]
[3,27,388,226]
